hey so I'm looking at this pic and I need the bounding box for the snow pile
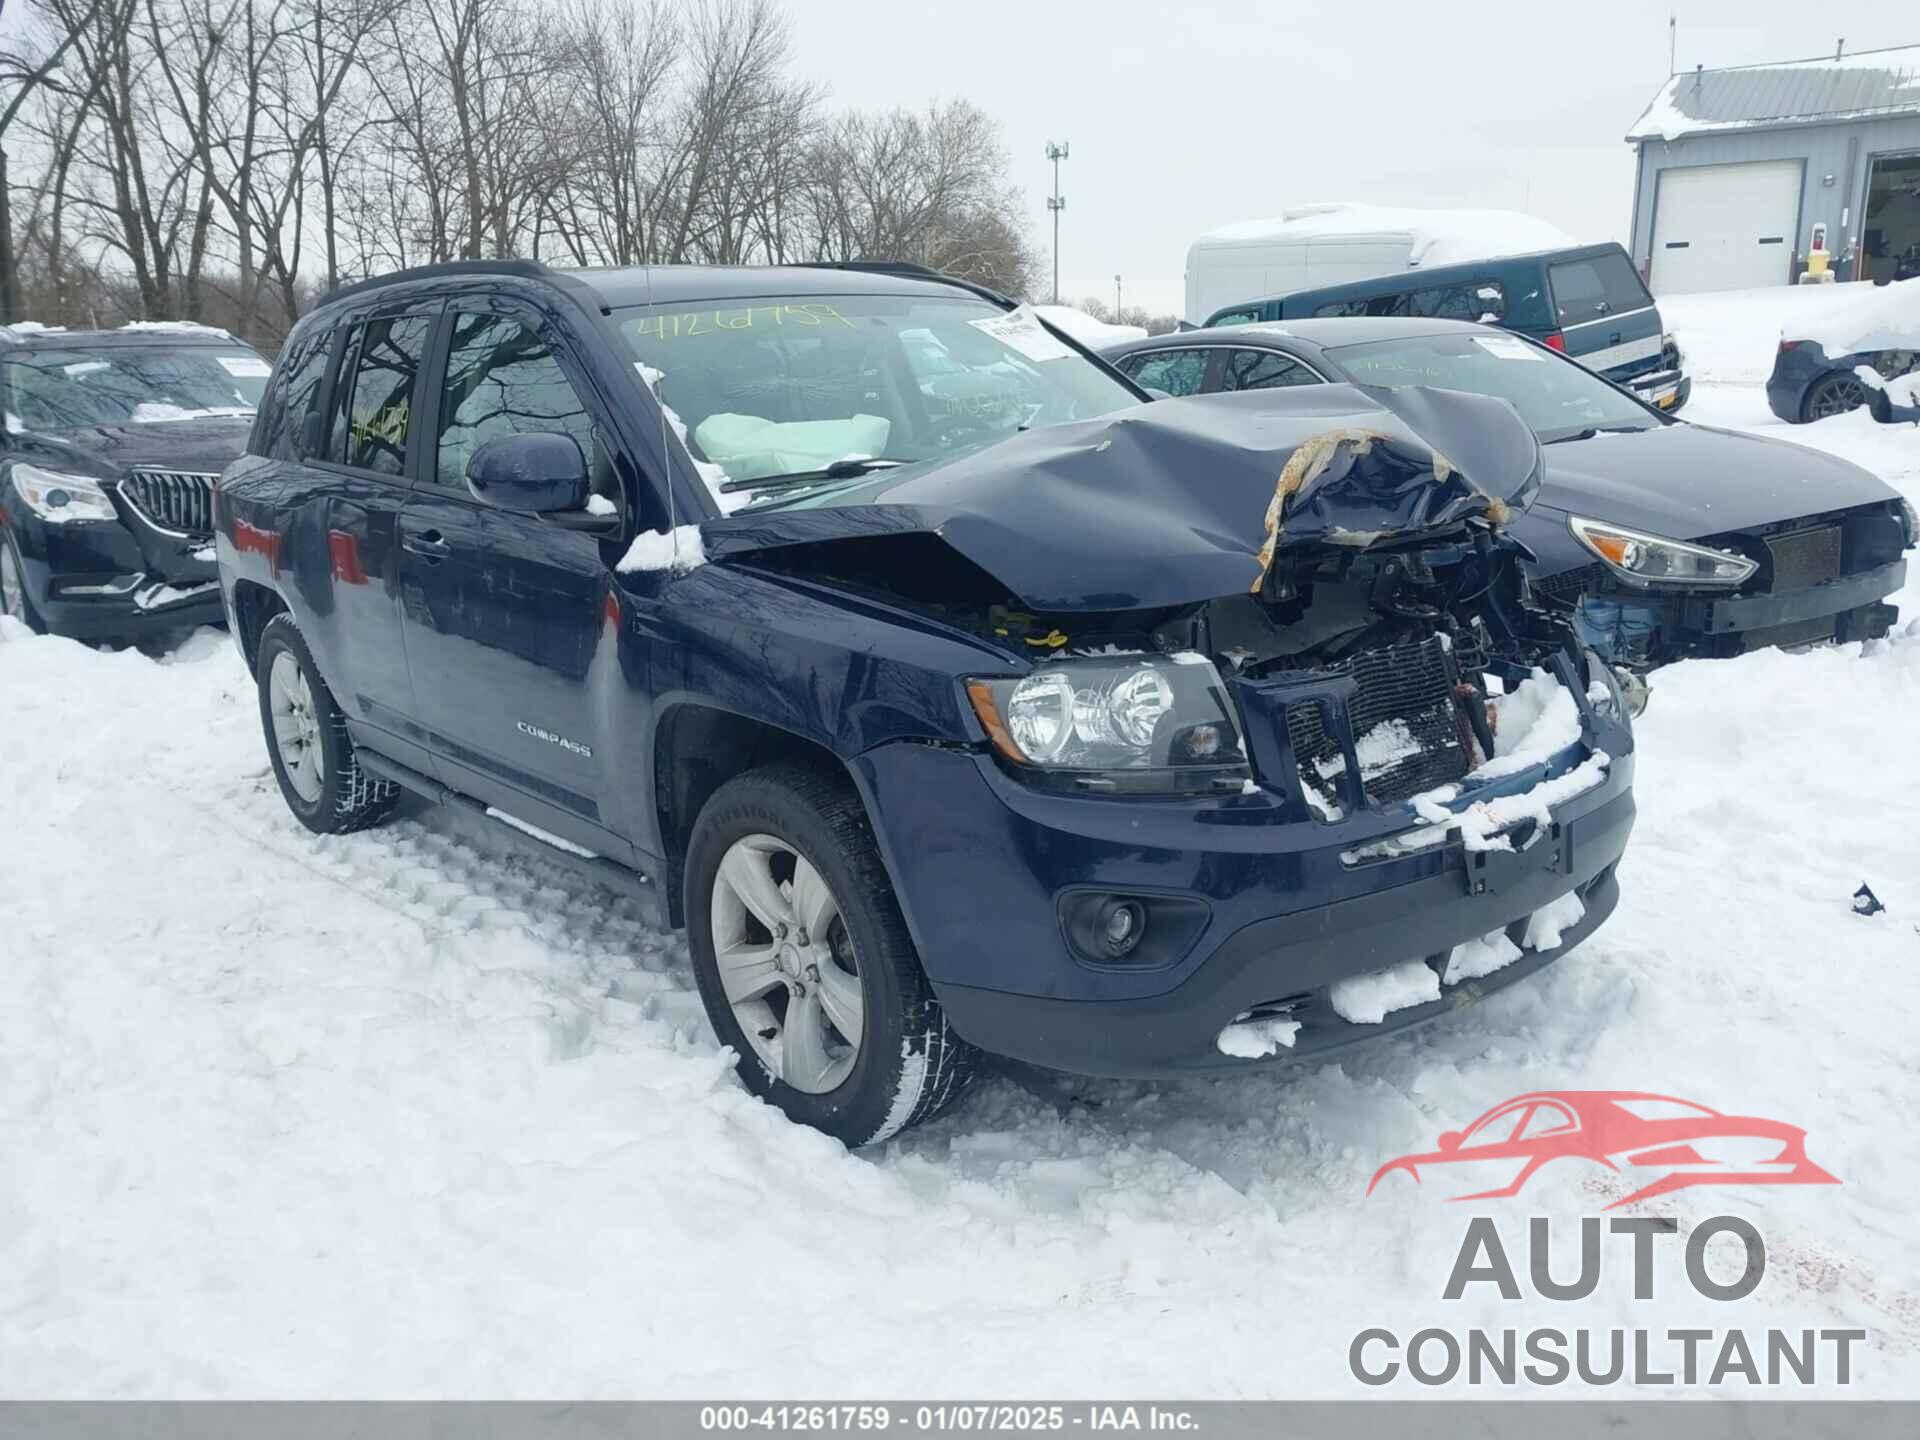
[119,319,232,336]
[1663,282,1919,386]
[1329,959,1440,1025]
[1033,304,1146,347]
[1441,929,1522,984]
[1193,204,1577,268]
[1215,1014,1301,1058]
[616,525,705,575]
[1522,891,1587,951]
[1797,277,1920,357]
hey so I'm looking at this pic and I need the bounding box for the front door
[396,306,623,852]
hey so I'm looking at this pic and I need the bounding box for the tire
[685,765,979,1146]
[0,531,47,634]
[1803,372,1868,422]
[255,613,399,835]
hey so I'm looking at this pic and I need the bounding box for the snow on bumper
[853,677,1634,1078]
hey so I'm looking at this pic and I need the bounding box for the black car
[1766,284,1920,422]
[216,259,1635,1145]
[1104,319,1915,671]
[0,321,271,639]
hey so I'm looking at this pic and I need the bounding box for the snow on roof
[1190,204,1577,268]
[119,320,236,337]
[1794,276,1920,355]
[1628,44,1920,142]
[1033,304,1147,347]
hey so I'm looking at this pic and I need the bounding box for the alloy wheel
[710,832,864,1094]
[1807,375,1867,421]
[268,649,324,803]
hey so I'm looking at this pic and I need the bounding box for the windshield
[1325,332,1659,443]
[616,295,1138,505]
[1,345,270,431]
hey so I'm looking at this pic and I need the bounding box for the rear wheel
[0,533,46,634]
[255,614,399,834]
[1803,372,1868,421]
[685,766,978,1146]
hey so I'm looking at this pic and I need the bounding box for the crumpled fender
[701,383,1542,613]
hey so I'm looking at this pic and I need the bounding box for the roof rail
[321,257,555,307]
[784,260,1014,309]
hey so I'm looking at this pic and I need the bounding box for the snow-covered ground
[3,288,1918,1397]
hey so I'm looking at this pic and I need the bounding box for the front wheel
[685,766,978,1146]
[255,613,399,834]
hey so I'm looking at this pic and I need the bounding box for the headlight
[1568,515,1756,588]
[8,463,118,523]
[966,654,1247,793]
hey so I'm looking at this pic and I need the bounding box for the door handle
[403,528,450,560]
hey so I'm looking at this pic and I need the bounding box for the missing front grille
[1764,526,1842,592]
[1284,634,1471,807]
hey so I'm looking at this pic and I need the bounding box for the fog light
[1101,899,1145,957]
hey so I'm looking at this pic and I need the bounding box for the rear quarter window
[253,326,332,460]
[1549,253,1652,327]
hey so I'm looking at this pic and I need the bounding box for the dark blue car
[1765,339,1919,424]
[217,260,1635,1144]
[1104,319,1913,671]
[0,322,271,639]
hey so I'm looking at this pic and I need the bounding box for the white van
[1184,203,1577,325]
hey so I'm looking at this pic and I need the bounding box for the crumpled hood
[1530,422,1898,539]
[703,384,1541,612]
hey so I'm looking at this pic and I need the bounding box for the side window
[254,326,330,459]
[1549,253,1651,326]
[1313,298,1372,318]
[437,313,594,488]
[1220,349,1317,391]
[1206,308,1259,327]
[1122,349,1210,397]
[1390,282,1506,322]
[330,316,430,476]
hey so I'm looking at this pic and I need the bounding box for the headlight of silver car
[966,654,1248,793]
[1568,514,1756,588]
[8,463,119,523]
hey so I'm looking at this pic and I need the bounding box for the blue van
[1203,242,1690,413]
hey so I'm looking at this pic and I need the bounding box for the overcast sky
[790,1,1919,315]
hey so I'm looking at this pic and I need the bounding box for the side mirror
[1437,1131,1463,1154]
[466,432,591,514]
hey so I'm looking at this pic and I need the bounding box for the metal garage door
[1651,161,1801,294]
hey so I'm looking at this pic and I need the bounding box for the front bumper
[2,503,222,640]
[1678,559,1904,640]
[1623,366,1690,413]
[851,692,1635,1078]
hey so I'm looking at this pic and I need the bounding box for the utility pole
[1668,12,1676,76]
[1045,140,1069,304]
[1114,274,1122,319]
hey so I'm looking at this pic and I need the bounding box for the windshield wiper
[718,456,907,495]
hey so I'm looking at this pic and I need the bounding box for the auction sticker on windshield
[1474,335,1545,361]
[969,307,1074,362]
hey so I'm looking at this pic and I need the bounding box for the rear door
[279,303,438,774]
[1547,250,1663,381]
[396,302,626,855]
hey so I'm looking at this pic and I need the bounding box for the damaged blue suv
[217,259,1636,1145]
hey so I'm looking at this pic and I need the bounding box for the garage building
[1626,43,1920,294]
